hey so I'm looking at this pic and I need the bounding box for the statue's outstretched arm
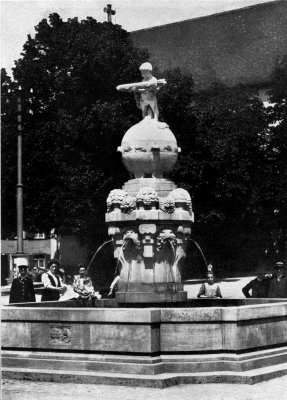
[116,79,166,92]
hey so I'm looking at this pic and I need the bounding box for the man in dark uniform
[9,264,36,304]
[268,261,287,298]
[242,272,269,298]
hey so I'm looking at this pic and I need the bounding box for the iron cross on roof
[103,4,116,23]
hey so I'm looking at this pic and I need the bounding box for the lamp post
[10,85,30,281]
[16,86,24,254]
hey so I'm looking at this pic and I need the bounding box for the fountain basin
[2,300,287,387]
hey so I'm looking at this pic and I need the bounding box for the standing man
[268,261,287,298]
[41,259,67,302]
[9,264,36,304]
[242,273,269,298]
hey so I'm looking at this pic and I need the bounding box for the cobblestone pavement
[2,376,287,400]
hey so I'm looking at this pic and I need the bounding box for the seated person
[197,272,222,299]
[9,264,36,304]
[41,259,67,301]
[73,264,100,304]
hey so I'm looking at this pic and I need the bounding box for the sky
[1,0,277,76]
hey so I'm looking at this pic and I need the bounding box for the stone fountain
[2,63,287,387]
[106,64,193,303]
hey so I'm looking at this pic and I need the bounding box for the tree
[263,55,287,262]
[1,14,148,248]
[167,83,271,274]
[1,69,18,238]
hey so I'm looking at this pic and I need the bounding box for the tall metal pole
[16,87,24,254]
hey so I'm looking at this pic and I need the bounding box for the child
[197,272,222,298]
[73,264,100,304]
[134,62,159,120]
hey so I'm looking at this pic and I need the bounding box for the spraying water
[189,238,208,269]
[114,240,127,280]
[167,239,176,282]
[86,239,113,274]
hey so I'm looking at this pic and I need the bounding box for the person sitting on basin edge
[73,264,100,306]
[197,270,222,299]
[242,272,270,298]
[41,259,67,302]
[9,264,36,304]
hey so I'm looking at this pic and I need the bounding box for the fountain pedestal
[106,119,193,303]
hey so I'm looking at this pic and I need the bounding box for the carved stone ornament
[50,326,71,344]
[120,143,179,153]
[139,224,157,234]
[136,187,159,206]
[156,229,177,251]
[170,188,192,210]
[108,226,121,236]
[107,189,128,212]
[177,225,192,235]
[123,230,139,245]
[159,196,175,213]
[121,196,136,213]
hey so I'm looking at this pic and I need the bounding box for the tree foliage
[2,14,148,245]
[1,69,18,238]
[264,55,287,263]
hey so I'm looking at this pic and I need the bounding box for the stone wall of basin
[3,302,287,383]
[3,302,287,356]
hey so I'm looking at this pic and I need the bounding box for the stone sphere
[118,119,180,179]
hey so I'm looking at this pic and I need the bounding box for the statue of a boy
[116,62,166,120]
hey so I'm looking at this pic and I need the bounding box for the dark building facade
[131,0,287,89]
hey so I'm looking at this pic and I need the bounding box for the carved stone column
[106,119,194,303]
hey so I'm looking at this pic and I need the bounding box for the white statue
[116,62,166,120]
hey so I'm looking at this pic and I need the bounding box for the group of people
[242,261,287,298]
[8,259,287,304]
[196,261,287,300]
[9,259,104,305]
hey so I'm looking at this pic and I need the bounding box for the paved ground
[2,376,287,400]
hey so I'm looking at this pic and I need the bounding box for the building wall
[131,0,287,89]
[1,236,89,284]
[1,239,52,284]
